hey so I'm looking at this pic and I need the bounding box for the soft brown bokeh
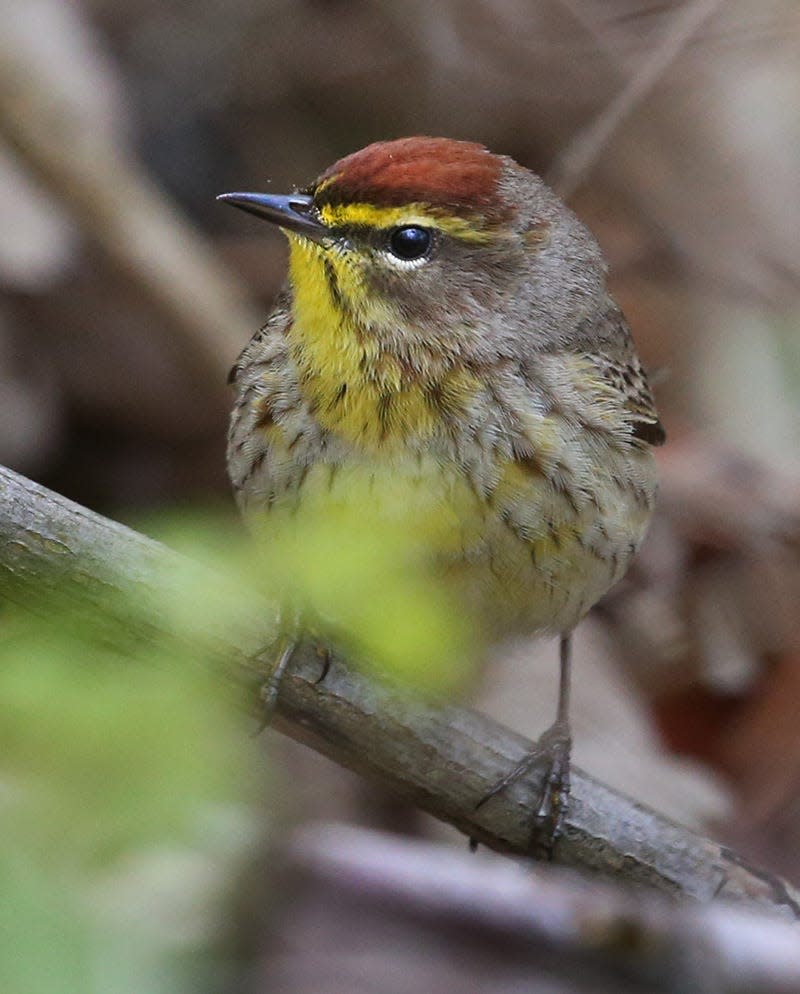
[2,2,799,981]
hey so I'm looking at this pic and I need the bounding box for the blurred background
[1,0,800,990]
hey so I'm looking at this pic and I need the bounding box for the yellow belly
[230,273,658,640]
[256,443,655,639]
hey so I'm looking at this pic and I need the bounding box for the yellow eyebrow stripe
[317,201,493,243]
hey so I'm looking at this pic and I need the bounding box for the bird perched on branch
[221,137,664,847]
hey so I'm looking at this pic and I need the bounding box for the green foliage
[0,850,93,994]
[153,482,479,695]
[0,489,477,992]
[0,616,255,866]
[252,505,477,693]
[0,581,260,994]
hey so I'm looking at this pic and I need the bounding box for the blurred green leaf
[0,850,92,994]
[0,617,257,867]
[0,491,481,991]
[0,518,265,994]
[147,479,481,695]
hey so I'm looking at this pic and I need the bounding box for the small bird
[220,137,664,841]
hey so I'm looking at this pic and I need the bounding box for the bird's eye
[387,226,432,261]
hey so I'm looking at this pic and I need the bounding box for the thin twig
[548,0,725,199]
[0,45,260,398]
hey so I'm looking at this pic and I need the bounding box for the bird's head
[219,137,607,363]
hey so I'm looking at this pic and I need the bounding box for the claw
[314,645,333,685]
[261,638,295,712]
[534,724,571,849]
[475,720,572,857]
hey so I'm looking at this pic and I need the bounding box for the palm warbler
[220,137,664,837]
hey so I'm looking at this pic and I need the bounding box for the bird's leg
[254,606,301,730]
[314,644,333,685]
[255,608,335,731]
[475,634,573,856]
[535,633,572,837]
[258,637,296,716]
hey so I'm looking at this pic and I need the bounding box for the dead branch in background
[0,42,259,402]
[548,0,725,198]
[1,463,798,918]
[273,822,800,994]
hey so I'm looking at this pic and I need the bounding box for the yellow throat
[286,233,480,448]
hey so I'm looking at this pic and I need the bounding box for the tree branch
[1,463,798,917]
[282,822,800,994]
[0,42,259,399]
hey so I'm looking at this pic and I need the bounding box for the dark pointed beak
[216,192,328,242]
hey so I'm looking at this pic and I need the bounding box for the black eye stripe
[387,226,432,261]
[321,222,436,260]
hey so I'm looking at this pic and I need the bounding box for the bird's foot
[259,637,296,714]
[254,629,333,733]
[252,636,297,733]
[475,720,572,858]
[314,644,333,685]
